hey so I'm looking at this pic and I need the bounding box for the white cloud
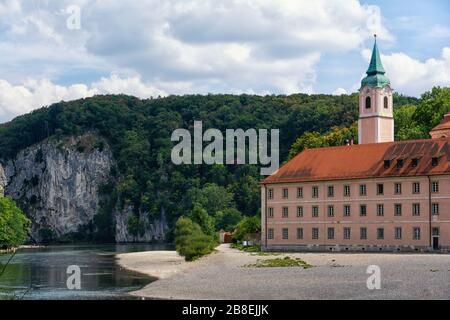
[0,75,167,120]
[361,47,450,97]
[0,0,392,112]
[332,88,348,95]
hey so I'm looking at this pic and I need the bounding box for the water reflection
[0,244,172,300]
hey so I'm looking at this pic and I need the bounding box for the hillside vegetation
[0,87,448,242]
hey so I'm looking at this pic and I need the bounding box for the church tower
[358,36,393,144]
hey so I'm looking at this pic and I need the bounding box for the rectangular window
[394,204,402,216]
[395,227,402,240]
[394,183,402,195]
[411,158,418,167]
[282,188,289,199]
[344,227,351,240]
[268,188,274,199]
[431,181,439,193]
[413,227,421,240]
[312,206,319,217]
[327,205,334,217]
[396,159,404,169]
[377,204,384,216]
[360,204,367,216]
[297,228,303,240]
[282,228,289,240]
[343,204,351,217]
[297,187,303,198]
[360,184,367,196]
[360,227,367,240]
[413,182,420,194]
[432,228,440,236]
[377,183,384,195]
[377,228,384,240]
[296,206,303,218]
[268,228,274,239]
[327,186,334,197]
[312,186,319,198]
[327,227,334,240]
[268,207,274,218]
[282,207,289,218]
[344,185,351,197]
[412,203,420,216]
[432,203,439,215]
[312,228,319,240]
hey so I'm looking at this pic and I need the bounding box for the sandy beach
[117,244,450,300]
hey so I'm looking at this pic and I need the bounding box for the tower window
[365,96,371,109]
[384,96,389,109]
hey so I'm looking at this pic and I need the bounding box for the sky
[0,0,449,122]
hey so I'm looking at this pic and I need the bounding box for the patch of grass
[230,243,261,252]
[245,256,313,269]
[251,252,282,256]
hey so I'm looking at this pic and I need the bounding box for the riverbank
[118,244,450,299]
[0,245,44,254]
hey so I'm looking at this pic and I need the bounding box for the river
[0,244,172,300]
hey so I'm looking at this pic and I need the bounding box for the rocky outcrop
[115,206,167,242]
[0,164,6,196]
[4,135,113,242]
[3,134,168,243]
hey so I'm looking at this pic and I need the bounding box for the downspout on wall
[427,175,432,249]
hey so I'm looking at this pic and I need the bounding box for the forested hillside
[0,87,448,242]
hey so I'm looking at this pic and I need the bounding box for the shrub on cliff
[0,197,31,249]
[174,217,216,261]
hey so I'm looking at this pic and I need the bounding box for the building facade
[261,39,450,252]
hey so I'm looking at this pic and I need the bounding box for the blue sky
[0,0,449,122]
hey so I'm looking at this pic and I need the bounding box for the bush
[174,217,217,261]
[233,216,261,241]
[0,197,31,249]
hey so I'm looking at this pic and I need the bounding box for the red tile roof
[430,113,450,133]
[262,138,450,184]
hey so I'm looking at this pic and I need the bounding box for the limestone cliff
[2,134,167,243]
[0,164,5,196]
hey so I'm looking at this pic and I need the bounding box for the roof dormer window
[384,160,390,168]
[396,159,404,169]
[432,157,439,166]
[411,158,418,167]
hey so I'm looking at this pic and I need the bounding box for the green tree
[394,104,425,140]
[174,217,216,261]
[215,208,243,232]
[288,123,358,159]
[233,215,261,241]
[188,204,216,237]
[0,197,31,248]
[412,87,450,134]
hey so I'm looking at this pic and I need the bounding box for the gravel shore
[117,244,450,300]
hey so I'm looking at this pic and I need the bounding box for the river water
[0,244,172,300]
